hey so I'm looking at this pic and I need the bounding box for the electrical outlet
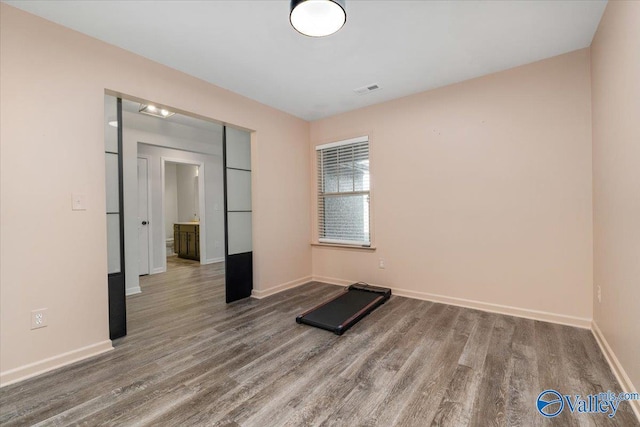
[31,308,48,330]
[597,286,602,303]
[379,258,385,269]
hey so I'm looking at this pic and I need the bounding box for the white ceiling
[7,0,607,121]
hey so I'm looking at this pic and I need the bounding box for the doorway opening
[161,159,205,272]
[104,93,253,341]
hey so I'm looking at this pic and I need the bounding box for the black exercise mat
[296,284,391,335]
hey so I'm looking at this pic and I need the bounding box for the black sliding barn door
[104,95,126,339]
[223,126,253,303]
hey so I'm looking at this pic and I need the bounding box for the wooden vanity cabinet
[174,223,200,261]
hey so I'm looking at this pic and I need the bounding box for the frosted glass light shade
[290,0,346,37]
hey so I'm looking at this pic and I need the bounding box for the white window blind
[316,136,370,246]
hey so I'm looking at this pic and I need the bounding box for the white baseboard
[204,257,224,265]
[151,267,165,274]
[251,276,313,299]
[0,340,113,388]
[592,321,640,421]
[126,286,141,296]
[312,275,592,329]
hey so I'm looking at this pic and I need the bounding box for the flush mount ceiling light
[290,0,346,37]
[139,104,175,119]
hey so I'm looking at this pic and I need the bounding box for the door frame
[159,156,206,273]
[137,154,153,279]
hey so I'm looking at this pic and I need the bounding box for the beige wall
[0,4,310,384]
[311,49,594,325]
[591,0,640,394]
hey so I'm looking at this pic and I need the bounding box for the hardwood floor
[1,262,637,426]
[165,255,202,271]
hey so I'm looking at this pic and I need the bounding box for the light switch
[72,193,87,211]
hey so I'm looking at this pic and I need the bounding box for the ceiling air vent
[354,84,381,95]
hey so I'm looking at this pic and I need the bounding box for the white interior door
[137,157,150,276]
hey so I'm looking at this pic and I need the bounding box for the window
[316,136,370,246]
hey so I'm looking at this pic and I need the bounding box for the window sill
[311,243,377,251]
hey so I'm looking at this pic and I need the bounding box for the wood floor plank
[430,311,499,427]
[504,317,538,427]
[278,300,435,427]
[1,259,637,427]
[392,307,477,426]
[458,311,498,370]
[214,297,416,427]
[430,364,478,427]
[356,304,463,426]
[468,315,516,427]
[534,320,583,427]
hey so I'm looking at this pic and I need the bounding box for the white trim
[319,238,371,247]
[310,276,355,287]
[251,276,313,299]
[311,242,377,251]
[0,340,113,388]
[315,135,368,151]
[160,156,207,273]
[151,266,165,274]
[137,154,153,277]
[592,321,640,421]
[204,257,225,265]
[126,286,141,296]
[311,275,592,329]
[197,163,206,264]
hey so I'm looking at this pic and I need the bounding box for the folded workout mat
[296,283,392,335]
